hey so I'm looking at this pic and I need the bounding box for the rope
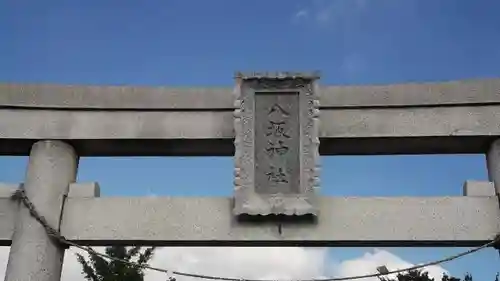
[10,188,500,281]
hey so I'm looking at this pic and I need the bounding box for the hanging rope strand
[10,189,500,281]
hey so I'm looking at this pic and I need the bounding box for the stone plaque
[233,72,320,217]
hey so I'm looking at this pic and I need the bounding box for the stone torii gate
[0,72,500,281]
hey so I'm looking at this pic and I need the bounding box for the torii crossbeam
[0,75,499,281]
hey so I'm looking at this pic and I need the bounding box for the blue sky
[1,0,500,279]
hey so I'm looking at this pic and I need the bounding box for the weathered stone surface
[0,195,496,247]
[233,73,320,217]
[462,181,497,197]
[5,140,78,281]
[1,78,500,109]
[0,182,100,247]
[60,197,281,245]
[67,182,101,198]
[0,198,15,245]
[487,139,500,197]
[280,196,500,246]
[1,104,500,156]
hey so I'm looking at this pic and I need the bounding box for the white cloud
[60,247,329,281]
[336,249,448,281]
[0,246,448,281]
[292,0,369,26]
[294,9,309,21]
[142,247,328,281]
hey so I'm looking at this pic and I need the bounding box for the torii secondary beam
[0,181,499,247]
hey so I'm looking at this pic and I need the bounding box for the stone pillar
[5,140,78,281]
[487,139,500,196]
[487,139,500,253]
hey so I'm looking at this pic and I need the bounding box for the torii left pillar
[4,140,78,281]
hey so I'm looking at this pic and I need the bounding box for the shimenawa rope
[10,189,500,281]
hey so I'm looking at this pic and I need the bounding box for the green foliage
[380,269,498,281]
[76,246,155,281]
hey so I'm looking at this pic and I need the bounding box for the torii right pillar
[487,140,500,198]
[486,139,500,252]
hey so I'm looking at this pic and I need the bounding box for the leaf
[76,245,156,281]
[76,253,99,281]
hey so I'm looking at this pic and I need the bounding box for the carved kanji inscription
[265,140,289,157]
[255,92,300,194]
